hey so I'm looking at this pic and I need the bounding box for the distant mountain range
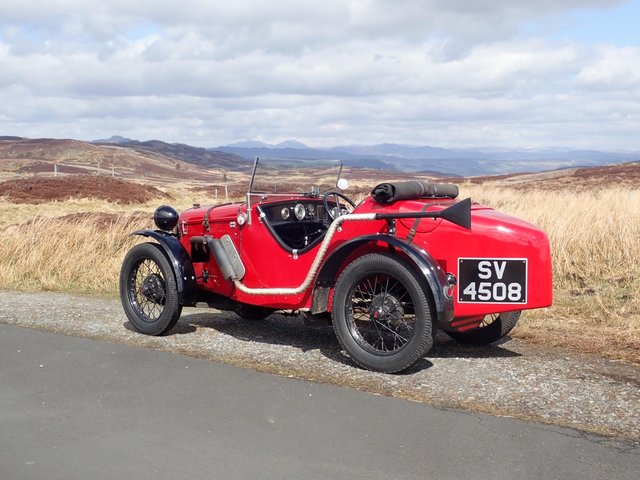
[4,136,639,194]
[216,140,639,176]
[0,137,248,182]
[94,136,249,170]
[4,135,637,177]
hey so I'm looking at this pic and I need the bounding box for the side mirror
[337,178,349,191]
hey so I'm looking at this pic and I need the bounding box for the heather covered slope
[0,175,170,204]
[463,162,640,190]
[0,137,249,183]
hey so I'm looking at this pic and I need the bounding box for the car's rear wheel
[332,253,434,373]
[120,242,182,335]
[446,311,521,345]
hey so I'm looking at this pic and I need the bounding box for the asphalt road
[1,324,638,480]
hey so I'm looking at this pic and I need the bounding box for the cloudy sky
[1,0,639,149]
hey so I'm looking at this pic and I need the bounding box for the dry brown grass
[0,179,638,363]
[0,212,149,294]
[0,178,228,294]
[460,186,640,290]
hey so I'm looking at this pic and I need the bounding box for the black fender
[313,234,454,326]
[131,230,197,305]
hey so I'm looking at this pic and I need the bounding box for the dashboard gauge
[281,207,290,220]
[307,204,315,217]
[294,203,306,220]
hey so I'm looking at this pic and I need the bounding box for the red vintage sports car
[120,160,552,373]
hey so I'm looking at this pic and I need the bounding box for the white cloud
[0,0,638,149]
[576,46,640,89]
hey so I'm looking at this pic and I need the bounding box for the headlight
[154,205,179,231]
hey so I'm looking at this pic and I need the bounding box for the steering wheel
[323,191,356,220]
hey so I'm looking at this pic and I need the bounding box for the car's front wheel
[119,242,182,335]
[446,311,521,345]
[332,253,435,373]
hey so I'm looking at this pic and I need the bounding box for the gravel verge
[1,290,639,444]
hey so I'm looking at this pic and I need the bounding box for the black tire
[446,311,521,345]
[119,242,182,335]
[332,253,435,373]
[234,303,275,321]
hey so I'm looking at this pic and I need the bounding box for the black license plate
[458,258,527,304]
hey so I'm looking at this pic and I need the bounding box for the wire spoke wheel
[332,253,434,373]
[348,273,415,354]
[119,242,182,336]
[129,258,167,322]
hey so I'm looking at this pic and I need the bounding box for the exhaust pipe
[231,199,471,296]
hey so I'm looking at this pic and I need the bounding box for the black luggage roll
[371,181,459,204]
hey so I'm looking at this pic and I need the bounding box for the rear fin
[439,197,472,230]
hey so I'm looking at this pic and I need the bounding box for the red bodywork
[175,193,552,332]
